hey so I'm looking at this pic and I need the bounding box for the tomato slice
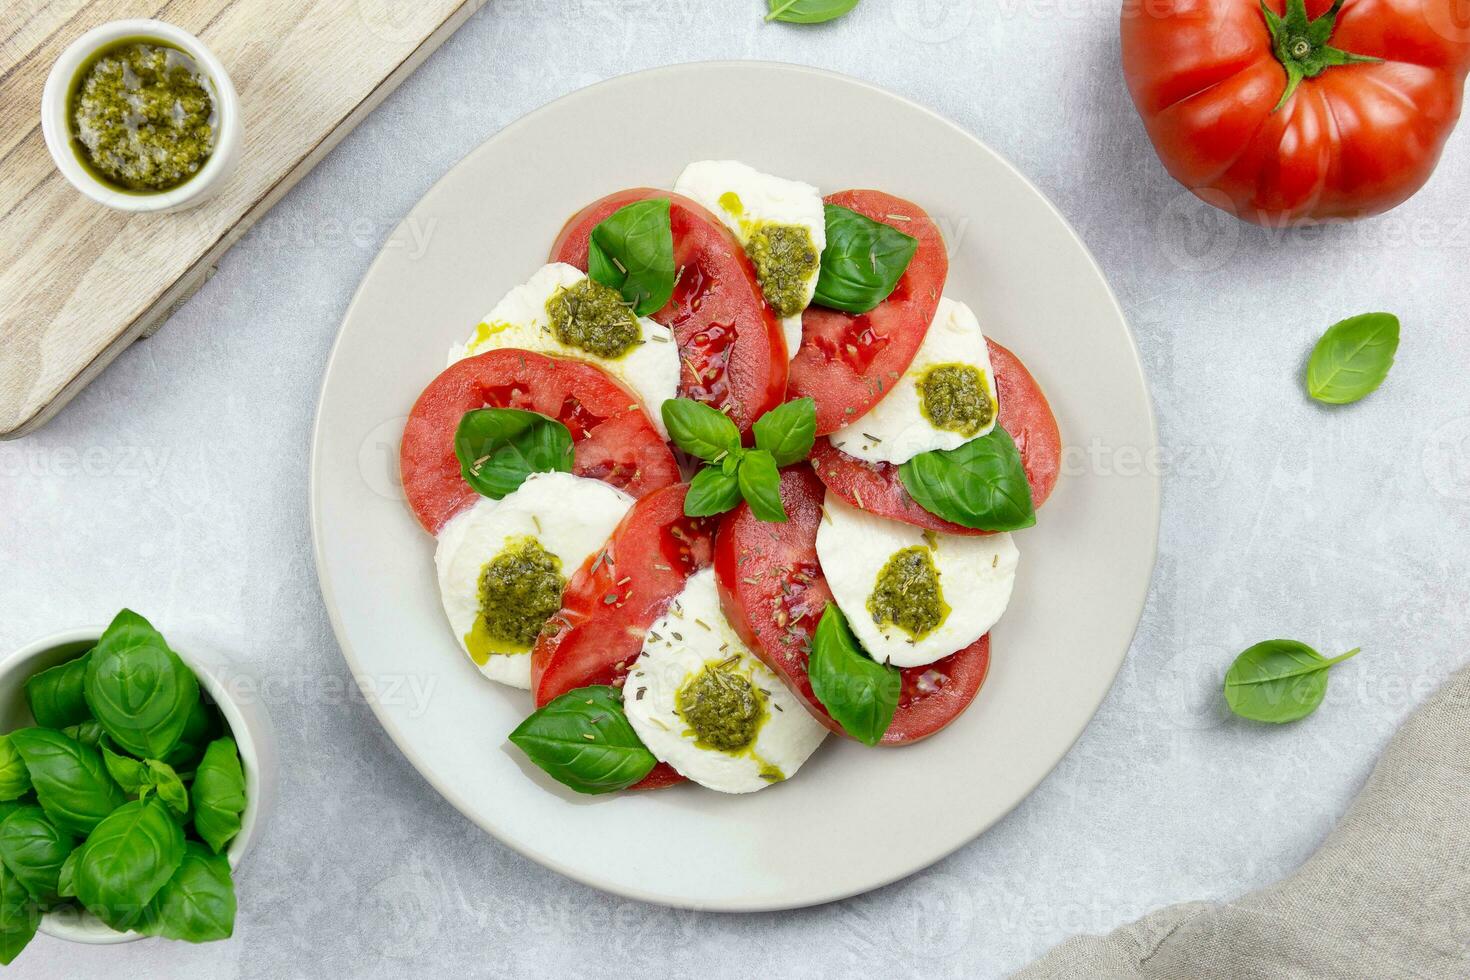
[531,483,717,791]
[550,189,787,438]
[400,349,680,535]
[714,466,991,745]
[811,339,1063,533]
[789,190,949,435]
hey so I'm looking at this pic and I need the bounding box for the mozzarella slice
[674,160,826,360]
[451,263,679,435]
[815,492,1017,669]
[623,569,826,793]
[435,471,633,688]
[829,297,999,465]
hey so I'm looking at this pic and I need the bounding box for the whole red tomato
[1122,0,1470,223]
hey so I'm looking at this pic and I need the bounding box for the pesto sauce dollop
[546,279,641,359]
[746,224,819,319]
[868,545,950,641]
[69,40,217,193]
[469,537,565,661]
[918,363,994,437]
[676,662,766,752]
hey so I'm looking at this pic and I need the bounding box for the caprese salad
[399,161,1061,796]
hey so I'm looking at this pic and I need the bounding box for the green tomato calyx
[1261,0,1381,112]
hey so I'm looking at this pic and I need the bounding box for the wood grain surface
[0,0,483,438]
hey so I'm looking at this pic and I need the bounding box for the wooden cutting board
[0,0,484,439]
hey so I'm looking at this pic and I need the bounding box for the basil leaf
[813,204,918,314]
[684,465,744,518]
[136,841,234,943]
[24,651,92,729]
[766,0,861,24]
[753,397,817,467]
[145,761,189,817]
[61,719,105,748]
[99,747,189,817]
[160,698,216,772]
[56,847,78,899]
[738,449,788,523]
[0,806,76,904]
[454,408,574,500]
[508,686,656,795]
[1305,312,1399,404]
[808,604,899,745]
[192,738,246,855]
[899,428,1036,531]
[10,728,123,838]
[0,862,38,965]
[74,797,185,931]
[586,199,675,316]
[1224,640,1360,723]
[84,609,200,761]
[0,737,31,803]
[661,398,741,461]
[101,744,149,796]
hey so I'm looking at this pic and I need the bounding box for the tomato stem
[1260,0,1382,112]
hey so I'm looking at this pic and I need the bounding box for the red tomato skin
[532,484,716,791]
[714,466,991,745]
[789,190,949,435]
[550,189,788,439]
[811,339,1062,534]
[1121,0,1470,223]
[400,350,680,535]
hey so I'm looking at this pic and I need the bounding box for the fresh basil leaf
[661,398,741,461]
[101,744,148,796]
[192,738,246,855]
[899,428,1036,531]
[0,861,38,965]
[738,449,787,522]
[753,397,816,467]
[766,0,861,24]
[586,199,675,317]
[145,761,188,817]
[10,728,123,838]
[0,806,76,904]
[813,204,918,314]
[454,408,574,500]
[84,609,200,761]
[1305,312,1399,404]
[136,841,234,943]
[508,686,656,795]
[808,604,899,745]
[0,737,31,803]
[61,719,105,748]
[160,698,215,772]
[684,465,744,517]
[56,847,78,899]
[24,652,92,729]
[1224,640,1360,723]
[73,797,185,931]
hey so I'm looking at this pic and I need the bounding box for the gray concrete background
[4,1,1469,976]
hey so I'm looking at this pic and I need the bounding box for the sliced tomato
[400,349,679,535]
[550,189,787,438]
[714,466,991,745]
[789,190,948,435]
[811,339,1063,533]
[531,484,716,791]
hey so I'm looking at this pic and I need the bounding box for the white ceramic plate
[311,62,1158,911]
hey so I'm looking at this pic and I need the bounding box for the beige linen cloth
[1016,666,1470,980]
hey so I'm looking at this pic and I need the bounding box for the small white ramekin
[40,19,242,213]
[0,626,276,945]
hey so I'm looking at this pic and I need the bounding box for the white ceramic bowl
[0,626,276,944]
[40,19,242,213]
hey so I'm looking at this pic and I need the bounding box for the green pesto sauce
[676,662,767,753]
[545,278,641,359]
[918,363,994,437]
[747,224,819,319]
[868,545,950,641]
[466,537,564,664]
[68,39,216,193]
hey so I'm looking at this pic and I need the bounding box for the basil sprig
[813,204,918,314]
[587,199,675,317]
[73,796,185,931]
[808,604,900,745]
[1305,312,1399,405]
[509,686,656,795]
[454,408,574,500]
[1224,640,1360,723]
[766,0,861,24]
[191,738,247,855]
[899,427,1035,531]
[84,610,200,761]
[663,397,816,522]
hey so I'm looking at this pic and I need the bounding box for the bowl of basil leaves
[0,609,275,961]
